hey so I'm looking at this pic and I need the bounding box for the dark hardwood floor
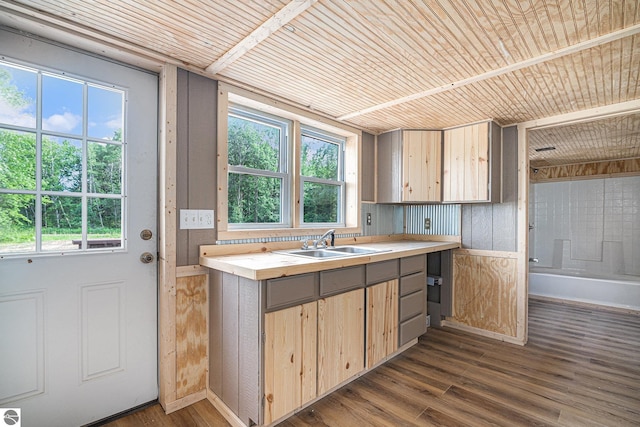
[107,298,640,426]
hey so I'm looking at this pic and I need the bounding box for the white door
[0,30,158,426]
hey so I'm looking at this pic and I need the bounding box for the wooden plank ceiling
[1,0,639,166]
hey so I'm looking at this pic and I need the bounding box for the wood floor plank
[107,299,639,427]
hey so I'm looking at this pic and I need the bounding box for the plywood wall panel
[452,252,518,337]
[530,158,640,182]
[175,274,208,399]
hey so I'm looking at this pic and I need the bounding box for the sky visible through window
[0,62,123,140]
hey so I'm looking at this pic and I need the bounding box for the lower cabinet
[263,302,317,424]
[317,288,365,394]
[366,280,398,369]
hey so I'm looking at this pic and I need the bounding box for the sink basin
[276,246,387,259]
[326,246,380,255]
[283,249,348,258]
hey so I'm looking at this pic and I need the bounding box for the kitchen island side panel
[238,277,261,426]
[221,273,240,415]
[209,269,223,396]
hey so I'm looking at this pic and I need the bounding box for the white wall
[530,176,640,276]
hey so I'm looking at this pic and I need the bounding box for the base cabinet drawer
[399,313,427,346]
[400,289,425,322]
[266,273,316,311]
[400,272,425,296]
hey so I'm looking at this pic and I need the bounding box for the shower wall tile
[531,176,640,276]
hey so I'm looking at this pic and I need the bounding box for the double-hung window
[227,106,290,228]
[300,127,345,226]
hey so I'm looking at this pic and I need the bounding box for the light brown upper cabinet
[443,121,501,203]
[377,130,442,203]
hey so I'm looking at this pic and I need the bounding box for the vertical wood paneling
[318,288,365,394]
[221,273,239,414]
[176,274,208,399]
[361,132,376,202]
[366,280,398,369]
[452,251,518,337]
[238,276,260,425]
[264,301,317,424]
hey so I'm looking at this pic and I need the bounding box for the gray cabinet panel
[400,289,426,322]
[400,272,425,296]
[399,314,427,346]
[266,274,316,311]
[320,265,365,296]
[361,132,376,202]
[400,254,426,276]
[366,259,399,285]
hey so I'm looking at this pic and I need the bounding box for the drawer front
[399,313,427,346]
[266,273,316,311]
[400,254,425,276]
[400,289,425,322]
[366,259,399,285]
[399,272,425,296]
[320,265,365,296]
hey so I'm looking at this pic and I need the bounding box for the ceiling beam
[205,0,317,75]
[338,23,640,121]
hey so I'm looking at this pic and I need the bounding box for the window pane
[0,63,37,128]
[88,141,122,194]
[41,195,82,251]
[42,74,83,135]
[228,173,281,224]
[88,85,123,140]
[303,182,339,223]
[0,193,36,254]
[42,135,82,192]
[301,134,339,180]
[88,197,122,249]
[228,115,280,172]
[0,129,36,190]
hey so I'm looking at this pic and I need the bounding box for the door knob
[140,252,155,264]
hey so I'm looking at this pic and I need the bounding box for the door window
[0,60,125,256]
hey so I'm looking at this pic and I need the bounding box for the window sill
[217,226,362,242]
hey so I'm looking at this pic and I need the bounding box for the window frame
[217,82,361,240]
[299,126,346,227]
[227,105,291,229]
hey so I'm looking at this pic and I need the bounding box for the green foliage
[228,117,282,224]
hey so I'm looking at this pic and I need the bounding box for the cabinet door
[366,280,398,369]
[264,302,317,424]
[317,288,365,394]
[443,122,489,202]
[402,130,442,202]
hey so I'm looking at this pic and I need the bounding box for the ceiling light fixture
[284,24,296,32]
[534,146,556,152]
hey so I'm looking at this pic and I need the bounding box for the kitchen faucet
[314,229,335,249]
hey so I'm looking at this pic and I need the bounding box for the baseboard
[441,319,526,346]
[163,390,207,414]
[529,294,640,315]
[206,388,246,427]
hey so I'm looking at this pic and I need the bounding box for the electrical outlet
[424,218,431,230]
[198,210,215,229]
[366,213,372,226]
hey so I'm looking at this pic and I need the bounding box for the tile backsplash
[530,176,640,276]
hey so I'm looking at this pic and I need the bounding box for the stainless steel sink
[284,249,348,258]
[276,246,387,259]
[326,246,380,255]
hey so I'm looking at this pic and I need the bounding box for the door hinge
[262,331,266,344]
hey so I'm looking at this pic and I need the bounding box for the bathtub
[529,267,640,312]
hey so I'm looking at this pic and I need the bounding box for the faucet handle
[301,239,310,250]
